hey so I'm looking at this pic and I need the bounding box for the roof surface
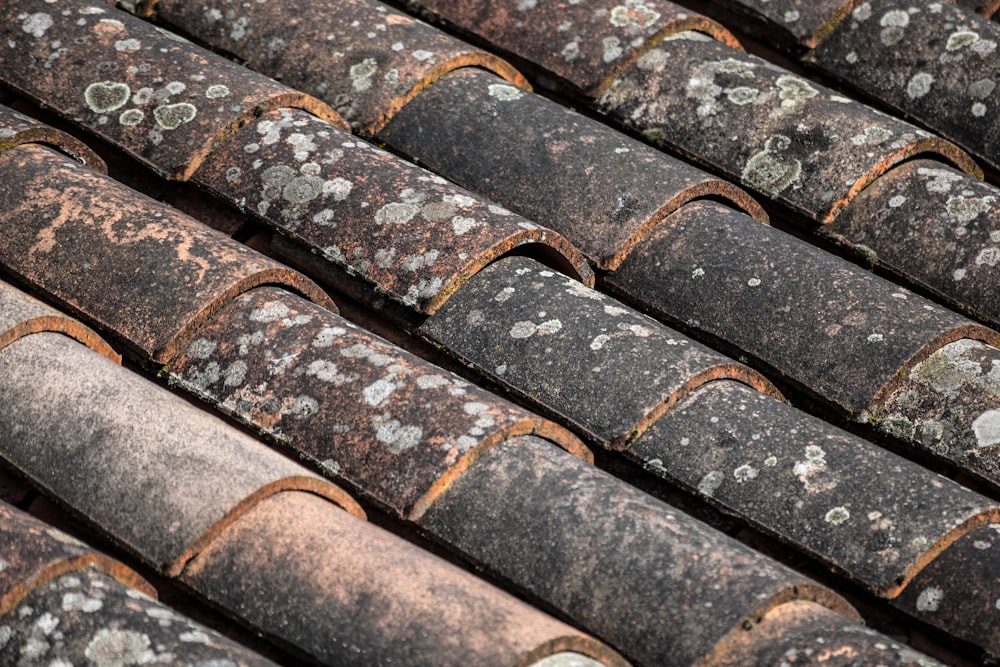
[1,0,1000,665]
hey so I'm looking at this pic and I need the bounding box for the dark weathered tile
[0,332,361,575]
[0,500,154,617]
[182,491,628,667]
[635,380,999,597]
[0,0,344,180]
[418,255,777,449]
[378,67,766,270]
[606,200,996,419]
[0,103,106,172]
[699,600,946,666]
[168,285,590,518]
[0,144,332,363]
[1,569,278,667]
[193,107,593,315]
[954,0,1000,17]
[0,279,119,362]
[597,33,979,223]
[419,436,856,667]
[695,0,848,47]
[823,160,1000,329]
[809,0,1000,174]
[150,0,528,135]
[892,522,1000,657]
[413,0,741,97]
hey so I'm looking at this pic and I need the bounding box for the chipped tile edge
[0,314,121,364]
[0,127,107,175]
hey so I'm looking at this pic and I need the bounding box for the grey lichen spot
[283,175,324,204]
[114,38,141,51]
[205,84,230,99]
[972,410,1000,448]
[84,81,130,114]
[290,395,319,418]
[946,194,995,223]
[742,135,801,196]
[916,587,944,612]
[186,337,217,360]
[698,470,724,496]
[223,360,248,387]
[372,413,423,454]
[249,300,291,322]
[487,83,524,101]
[350,57,378,92]
[879,9,910,46]
[62,592,103,613]
[906,72,935,99]
[775,75,818,108]
[726,86,759,105]
[85,628,151,666]
[510,321,538,339]
[21,12,53,38]
[324,177,353,201]
[529,653,607,667]
[375,202,419,225]
[968,78,996,100]
[851,126,894,146]
[609,2,661,28]
[853,3,873,20]
[118,108,144,126]
[602,36,623,63]
[947,30,980,51]
[824,506,851,525]
[733,464,758,483]
[153,102,197,130]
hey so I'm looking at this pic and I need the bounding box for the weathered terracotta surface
[0,144,331,363]
[824,160,1000,330]
[378,67,767,270]
[183,491,627,667]
[810,0,1000,174]
[0,279,119,362]
[194,107,592,315]
[0,501,154,617]
[597,33,980,223]
[892,523,1000,658]
[606,200,998,418]
[698,600,945,666]
[169,286,589,519]
[692,0,850,47]
[150,0,528,135]
[0,0,343,180]
[0,332,361,575]
[635,380,1000,597]
[418,256,777,449]
[1,570,278,666]
[419,436,854,667]
[0,103,106,172]
[871,339,1000,493]
[414,0,741,97]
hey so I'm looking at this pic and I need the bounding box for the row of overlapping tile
[0,0,999,664]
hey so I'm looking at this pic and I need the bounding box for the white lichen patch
[84,81,130,113]
[906,72,935,99]
[742,135,801,196]
[85,628,151,665]
[916,587,944,612]
[946,194,995,223]
[20,12,53,38]
[609,1,660,29]
[947,30,980,51]
[372,413,423,454]
[186,337,217,360]
[972,409,1000,448]
[879,9,910,46]
[153,102,197,130]
[851,126,894,146]
[824,506,851,525]
[375,202,419,225]
[917,166,963,193]
[118,108,144,126]
[349,57,378,92]
[733,464,758,483]
[775,75,818,108]
[488,83,524,101]
[698,470,724,496]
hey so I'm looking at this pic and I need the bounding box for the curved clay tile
[809,0,1000,175]
[182,491,629,667]
[148,0,528,135]
[0,144,332,364]
[955,0,1000,17]
[168,286,590,519]
[418,255,779,449]
[824,160,1000,331]
[0,500,155,617]
[377,68,767,271]
[0,332,362,575]
[695,0,857,49]
[0,103,106,173]
[418,436,857,667]
[193,107,594,315]
[0,0,344,180]
[410,0,741,97]
[0,279,119,363]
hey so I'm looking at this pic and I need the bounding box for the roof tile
[0,0,345,180]
[0,103,106,173]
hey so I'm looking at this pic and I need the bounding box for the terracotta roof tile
[0,142,332,363]
[149,0,528,135]
[193,107,593,315]
[0,0,345,180]
[0,502,280,666]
